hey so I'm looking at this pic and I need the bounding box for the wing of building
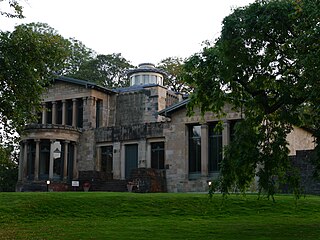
[16,63,317,193]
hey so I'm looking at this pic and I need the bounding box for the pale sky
[0,0,255,66]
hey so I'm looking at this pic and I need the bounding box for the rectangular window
[189,125,201,175]
[39,140,50,180]
[151,142,165,169]
[66,100,73,126]
[46,102,52,124]
[96,99,102,128]
[208,123,222,173]
[101,146,113,173]
[56,101,62,124]
[27,141,36,180]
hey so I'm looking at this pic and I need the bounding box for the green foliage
[0,145,17,191]
[68,53,133,88]
[0,22,71,142]
[157,56,193,94]
[0,0,24,18]
[184,0,320,199]
[61,37,95,76]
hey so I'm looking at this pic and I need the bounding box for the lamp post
[46,180,50,192]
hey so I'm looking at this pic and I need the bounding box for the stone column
[83,96,96,129]
[52,101,57,124]
[34,139,40,181]
[120,143,125,180]
[62,100,66,125]
[18,142,23,181]
[96,147,101,171]
[23,141,28,180]
[222,121,230,157]
[49,140,55,180]
[201,124,209,177]
[72,143,78,179]
[146,142,151,168]
[112,142,121,179]
[63,141,69,181]
[42,103,47,124]
[138,140,147,168]
[72,99,77,127]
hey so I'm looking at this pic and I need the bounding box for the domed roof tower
[127,63,166,86]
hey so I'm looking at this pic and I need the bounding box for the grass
[0,192,319,239]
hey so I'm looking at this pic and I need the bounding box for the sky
[0,0,255,66]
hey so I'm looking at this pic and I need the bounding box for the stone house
[16,63,316,192]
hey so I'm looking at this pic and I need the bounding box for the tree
[0,0,23,18]
[61,37,95,76]
[157,57,193,94]
[0,145,18,191]
[184,0,319,199]
[68,53,133,88]
[0,22,71,142]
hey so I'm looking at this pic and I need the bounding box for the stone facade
[17,66,317,193]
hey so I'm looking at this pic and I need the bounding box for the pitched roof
[55,76,117,94]
[158,98,190,117]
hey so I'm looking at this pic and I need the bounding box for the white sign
[72,181,79,187]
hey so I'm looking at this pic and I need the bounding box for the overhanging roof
[54,76,117,95]
[158,98,190,117]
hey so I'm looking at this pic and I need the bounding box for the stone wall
[95,122,167,142]
[129,168,167,193]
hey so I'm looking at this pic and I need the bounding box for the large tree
[0,22,71,143]
[184,0,319,199]
[68,53,133,88]
[0,0,23,18]
[157,57,193,94]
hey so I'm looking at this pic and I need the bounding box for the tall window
[56,101,62,124]
[101,146,113,173]
[208,123,222,173]
[27,141,36,180]
[151,142,165,169]
[39,140,50,180]
[96,99,102,128]
[189,125,201,176]
[66,100,73,126]
[53,141,63,180]
[46,102,52,124]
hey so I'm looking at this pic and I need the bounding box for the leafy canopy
[0,23,71,142]
[184,0,319,199]
[68,53,133,88]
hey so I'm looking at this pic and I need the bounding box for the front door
[125,144,138,179]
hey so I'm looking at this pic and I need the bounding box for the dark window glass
[151,142,165,169]
[27,141,36,180]
[96,100,102,128]
[66,100,73,126]
[101,146,113,172]
[46,102,52,124]
[56,101,62,124]
[189,125,201,174]
[208,123,222,172]
[39,140,50,180]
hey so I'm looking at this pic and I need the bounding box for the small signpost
[72,181,79,191]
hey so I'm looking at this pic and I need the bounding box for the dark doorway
[125,144,138,179]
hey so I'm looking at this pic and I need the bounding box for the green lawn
[0,192,319,239]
